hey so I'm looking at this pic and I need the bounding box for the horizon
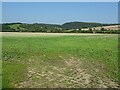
[2,21,119,25]
[2,2,118,24]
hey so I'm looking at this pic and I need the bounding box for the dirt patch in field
[16,57,119,88]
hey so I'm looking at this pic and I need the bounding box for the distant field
[1,32,117,36]
[2,32,119,88]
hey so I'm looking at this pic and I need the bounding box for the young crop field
[2,32,119,88]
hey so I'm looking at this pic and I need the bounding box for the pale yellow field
[1,32,117,37]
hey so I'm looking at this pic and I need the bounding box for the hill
[1,22,119,33]
[62,22,103,29]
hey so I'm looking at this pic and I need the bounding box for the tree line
[1,22,120,34]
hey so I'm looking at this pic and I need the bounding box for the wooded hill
[1,22,119,33]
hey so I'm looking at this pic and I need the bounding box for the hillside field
[2,32,119,88]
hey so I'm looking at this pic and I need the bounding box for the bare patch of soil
[16,57,119,88]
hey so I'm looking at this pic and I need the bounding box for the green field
[2,33,119,88]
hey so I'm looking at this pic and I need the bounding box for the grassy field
[2,33,119,88]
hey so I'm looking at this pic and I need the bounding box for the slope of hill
[62,22,103,29]
[2,22,119,33]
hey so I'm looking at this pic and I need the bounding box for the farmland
[2,22,120,34]
[2,32,119,88]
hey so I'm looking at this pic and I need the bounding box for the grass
[2,34,118,88]
[9,24,25,31]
